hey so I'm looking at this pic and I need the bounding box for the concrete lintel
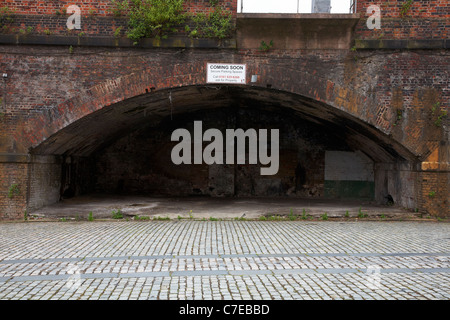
[0,153,61,164]
[236,13,360,50]
[0,153,30,164]
[354,39,449,50]
[0,34,237,49]
[29,154,62,164]
[237,13,360,20]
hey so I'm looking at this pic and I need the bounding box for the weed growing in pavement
[111,209,123,219]
[301,209,307,220]
[154,216,170,221]
[288,208,297,221]
[358,207,368,218]
[135,215,150,220]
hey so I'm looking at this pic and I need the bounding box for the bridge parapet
[0,1,448,44]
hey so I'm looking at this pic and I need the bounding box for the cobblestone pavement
[0,220,448,300]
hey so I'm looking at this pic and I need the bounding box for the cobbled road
[0,220,448,300]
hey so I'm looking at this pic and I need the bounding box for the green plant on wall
[400,0,413,18]
[110,0,233,42]
[432,102,448,127]
[259,40,274,52]
[0,6,14,31]
[435,109,448,127]
[114,26,123,38]
[189,3,233,39]
[393,109,403,127]
[110,0,129,17]
[8,183,20,199]
[111,0,186,43]
[88,8,98,17]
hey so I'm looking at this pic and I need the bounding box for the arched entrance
[27,84,418,216]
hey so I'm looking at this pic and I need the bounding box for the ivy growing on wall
[188,2,233,39]
[8,183,20,199]
[0,6,15,31]
[110,0,234,43]
[111,0,186,43]
[400,0,413,18]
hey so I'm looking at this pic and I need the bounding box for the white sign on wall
[206,63,246,84]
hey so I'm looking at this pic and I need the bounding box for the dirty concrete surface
[30,194,415,220]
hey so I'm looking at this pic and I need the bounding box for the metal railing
[238,0,357,14]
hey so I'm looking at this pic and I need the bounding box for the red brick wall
[27,156,61,212]
[0,1,448,219]
[356,0,450,39]
[1,1,448,40]
[1,44,448,218]
[417,171,449,217]
[0,162,28,220]
[1,0,237,15]
[0,0,237,37]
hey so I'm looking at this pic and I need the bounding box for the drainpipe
[350,0,357,13]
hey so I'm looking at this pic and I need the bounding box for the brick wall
[2,0,237,16]
[0,44,447,218]
[356,0,450,39]
[0,162,28,220]
[27,156,61,212]
[0,0,237,37]
[1,1,448,40]
[417,171,449,217]
[0,0,448,219]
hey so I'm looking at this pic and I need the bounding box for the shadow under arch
[31,84,417,163]
[28,84,420,211]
